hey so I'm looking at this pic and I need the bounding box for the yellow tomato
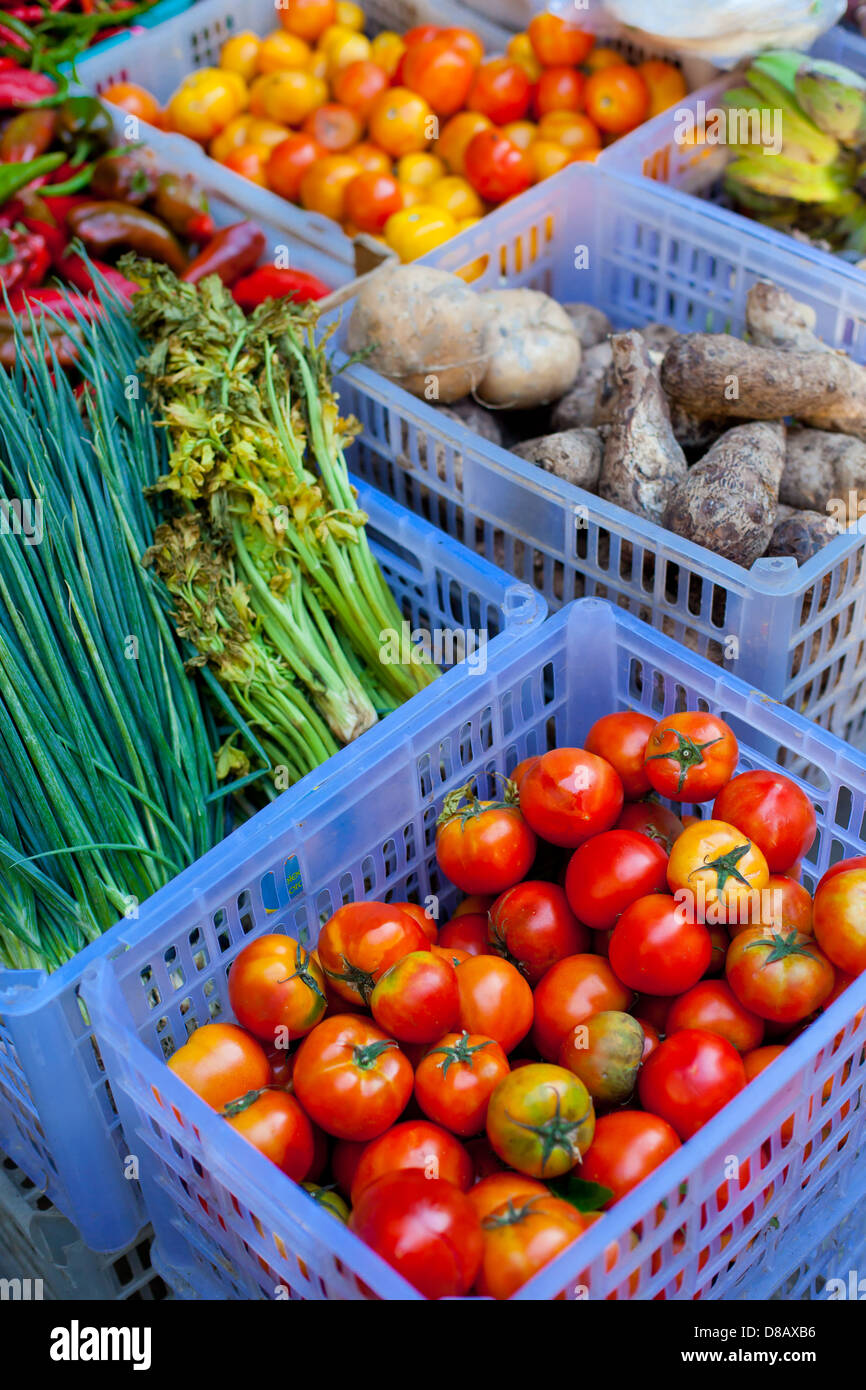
[209,113,257,161]
[584,45,624,73]
[221,140,273,185]
[220,69,250,110]
[427,174,483,220]
[308,48,329,79]
[396,180,425,208]
[248,74,273,118]
[335,0,364,30]
[396,151,445,187]
[262,69,328,124]
[257,29,312,74]
[370,30,405,78]
[321,26,371,77]
[529,139,572,180]
[167,69,245,141]
[247,118,292,148]
[384,204,458,261]
[300,152,363,220]
[220,31,261,83]
[369,85,434,157]
[667,819,770,922]
[506,32,542,82]
[457,216,482,232]
[502,119,536,150]
[435,110,491,175]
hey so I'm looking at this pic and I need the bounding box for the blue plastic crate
[81,598,866,1301]
[62,0,196,70]
[329,162,866,747]
[0,478,542,1253]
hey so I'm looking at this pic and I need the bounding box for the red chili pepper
[0,70,57,107]
[185,211,215,244]
[0,24,29,50]
[231,265,333,310]
[5,284,97,320]
[41,193,92,226]
[53,246,137,300]
[20,214,66,261]
[181,221,266,286]
[0,226,50,292]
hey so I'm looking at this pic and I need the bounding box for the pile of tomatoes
[165,705,866,1299]
[100,1,687,263]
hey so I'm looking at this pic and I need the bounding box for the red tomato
[813,868,866,975]
[332,59,390,118]
[402,23,441,46]
[726,927,835,1024]
[439,912,490,957]
[344,170,403,234]
[705,923,729,977]
[463,128,533,203]
[638,1029,746,1140]
[644,712,738,802]
[564,830,668,931]
[467,58,531,124]
[370,951,459,1043]
[349,1172,483,1298]
[609,894,711,996]
[584,63,650,135]
[510,756,540,790]
[519,748,624,849]
[435,783,536,895]
[816,855,866,893]
[476,1193,592,1299]
[224,1088,314,1181]
[303,102,362,151]
[666,979,764,1051]
[532,954,631,1061]
[631,993,672,1035]
[735,875,813,937]
[432,944,471,968]
[534,66,585,117]
[317,901,428,1006]
[265,1045,294,1090]
[292,1014,413,1140]
[580,1110,681,1206]
[452,894,495,919]
[350,1119,473,1205]
[488,880,588,984]
[167,1023,271,1111]
[584,712,656,800]
[616,799,685,854]
[228,933,326,1044]
[641,1020,661,1059]
[414,1031,510,1136]
[401,37,475,117]
[467,1172,548,1222]
[393,901,438,943]
[439,26,485,67]
[713,771,817,873]
[266,133,325,200]
[456,955,534,1053]
[331,1136,367,1197]
[528,12,595,67]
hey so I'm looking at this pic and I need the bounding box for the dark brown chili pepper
[181,220,265,286]
[0,107,56,163]
[66,200,188,274]
[90,150,158,204]
[152,171,212,239]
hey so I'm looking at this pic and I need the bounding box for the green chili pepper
[0,152,65,207]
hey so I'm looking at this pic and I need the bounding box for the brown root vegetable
[782,427,866,520]
[663,421,786,567]
[745,282,824,352]
[668,401,728,453]
[550,341,612,431]
[562,302,612,349]
[346,264,489,403]
[597,330,687,524]
[768,505,841,563]
[639,322,680,355]
[513,428,603,490]
[477,289,581,409]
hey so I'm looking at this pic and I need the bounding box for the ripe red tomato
[467,1172,548,1222]
[638,1029,746,1140]
[436,782,536,895]
[167,1023,271,1110]
[580,1110,681,1205]
[615,798,685,854]
[393,901,438,943]
[456,955,533,1053]
[486,1063,595,1178]
[266,133,325,200]
[370,950,459,1043]
[463,128,533,203]
[228,933,326,1044]
[527,12,595,67]
[401,37,475,117]
[344,170,403,234]
[532,953,631,1061]
[734,875,813,937]
[439,26,484,67]
[224,1088,314,1181]
[488,880,588,983]
[584,63,650,135]
[476,1193,591,1299]
[564,829,668,931]
[350,1171,483,1298]
[609,894,711,996]
[467,57,531,124]
[453,894,495,919]
[816,855,866,893]
[666,979,764,1051]
[631,993,672,1035]
[713,771,816,873]
[317,901,428,1006]
[534,66,585,118]
[292,1014,413,1140]
[812,868,866,975]
[584,712,656,800]
[415,1031,510,1136]
[350,1119,473,1205]
[439,912,490,957]
[510,756,540,790]
[432,944,471,968]
[644,712,738,802]
[519,748,624,849]
[726,927,835,1024]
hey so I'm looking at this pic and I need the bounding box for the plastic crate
[0,1155,168,1301]
[0,478,543,1253]
[72,0,514,276]
[770,1202,866,1301]
[330,162,866,747]
[68,0,195,69]
[79,598,866,1301]
[811,21,866,71]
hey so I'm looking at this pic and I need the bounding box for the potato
[513,428,603,491]
[476,289,581,410]
[345,264,489,404]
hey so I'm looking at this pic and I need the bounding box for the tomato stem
[646,730,723,794]
[504,1090,592,1175]
[437,777,521,829]
[428,1031,494,1076]
[325,952,377,1004]
[687,841,753,892]
[743,929,821,966]
[352,1038,398,1070]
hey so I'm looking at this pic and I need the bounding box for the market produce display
[348,263,866,568]
[102,2,687,261]
[160,706,858,1299]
